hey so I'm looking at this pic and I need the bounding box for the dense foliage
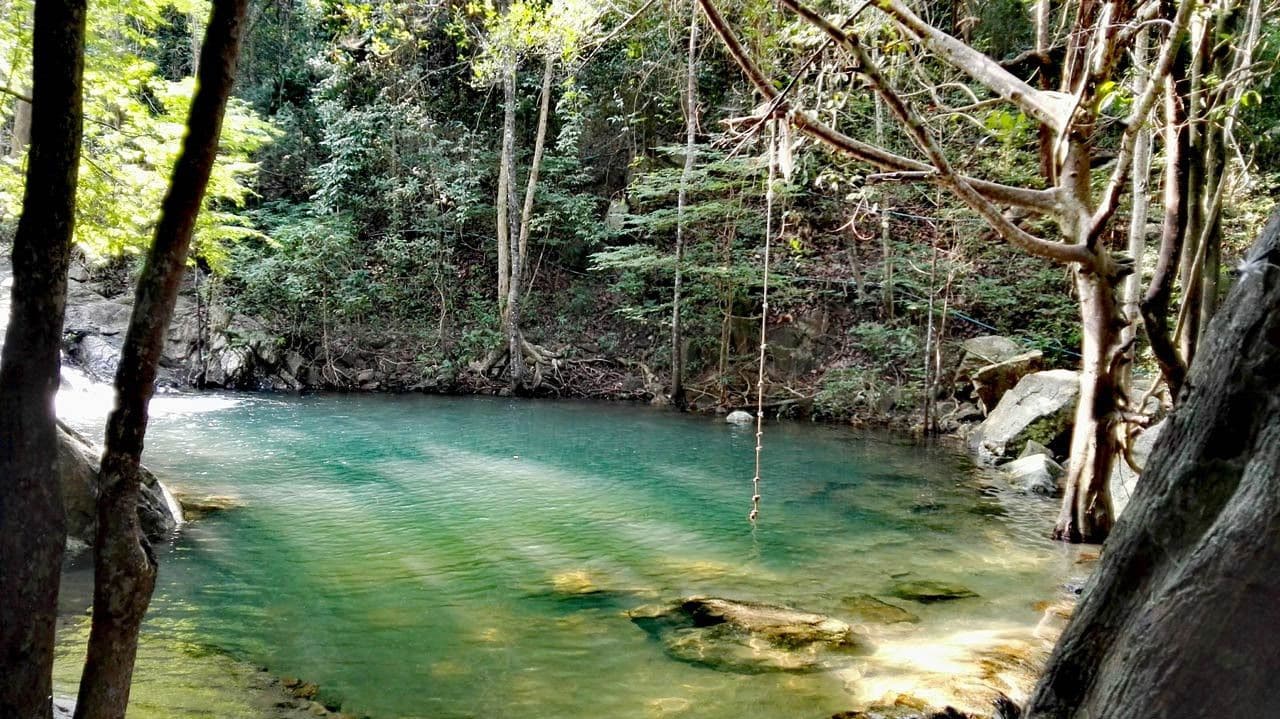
[1,0,1276,422]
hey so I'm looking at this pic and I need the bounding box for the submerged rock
[889,581,979,604]
[630,596,864,674]
[841,594,920,624]
[725,410,754,424]
[174,492,242,520]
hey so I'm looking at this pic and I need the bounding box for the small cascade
[56,363,116,424]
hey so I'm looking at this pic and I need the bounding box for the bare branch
[695,0,1061,215]
[875,0,1071,134]
[0,85,32,103]
[779,0,1089,266]
[1089,0,1198,242]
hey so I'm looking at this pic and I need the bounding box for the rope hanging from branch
[749,121,778,524]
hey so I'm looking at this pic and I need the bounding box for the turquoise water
[57,392,1086,718]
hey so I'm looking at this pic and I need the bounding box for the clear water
[55,391,1088,718]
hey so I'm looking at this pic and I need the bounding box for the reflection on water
[56,393,1089,718]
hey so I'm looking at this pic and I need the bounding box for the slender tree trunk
[0,1,85,716]
[1119,29,1152,389]
[1032,0,1056,183]
[1026,207,1280,719]
[517,54,554,284]
[1053,143,1120,543]
[1053,267,1122,542]
[74,2,248,716]
[500,62,525,389]
[496,119,510,312]
[672,1,699,409]
[1141,44,1191,399]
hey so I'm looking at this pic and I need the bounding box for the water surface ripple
[58,393,1085,718]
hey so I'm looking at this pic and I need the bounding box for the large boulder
[956,336,1024,383]
[1108,419,1166,518]
[57,423,180,547]
[971,351,1044,414]
[630,597,862,673]
[969,369,1079,464]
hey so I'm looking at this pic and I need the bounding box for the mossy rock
[840,594,920,624]
[889,580,979,604]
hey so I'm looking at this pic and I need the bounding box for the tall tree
[73,0,250,716]
[671,0,700,409]
[698,0,1195,542]
[1025,207,1280,718]
[0,0,86,716]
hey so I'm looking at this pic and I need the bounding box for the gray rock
[1109,419,1166,518]
[969,369,1079,464]
[63,297,132,337]
[1019,440,1053,459]
[889,580,979,603]
[284,351,307,378]
[52,697,75,719]
[957,335,1024,385]
[57,423,179,548]
[68,334,123,382]
[971,350,1044,414]
[960,335,1024,366]
[999,454,1065,496]
[725,410,754,424]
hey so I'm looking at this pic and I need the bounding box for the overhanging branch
[780,0,1089,266]
[875,0,1071,135]
[695,0,1061,216]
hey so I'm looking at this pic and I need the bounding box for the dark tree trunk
[73,2,248,717]
[1026,207,1280,718]
[1140,46,1192,399]
[0,1,86,717]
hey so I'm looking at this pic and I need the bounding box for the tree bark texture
[0,1,85,716]
[74,1,248,717]
[500,63,525,389]
[1026,207,1280,718]
[1141,53,1191,399]
[1119,29,1151,387]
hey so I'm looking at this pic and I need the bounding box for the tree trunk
[517,54,554,284]
[1052,139,1120,544]
[1140,53,1191,399]
[73,2,248,717]
[1119,29,1151,388]
[0,1,85,716]
[8,88,32,158]
[672,0,699,409]
[500,61,524,389]
[1052,266,1121,542]
[1025,206,1280,719]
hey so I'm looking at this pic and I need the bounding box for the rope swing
[749,121,778,524]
